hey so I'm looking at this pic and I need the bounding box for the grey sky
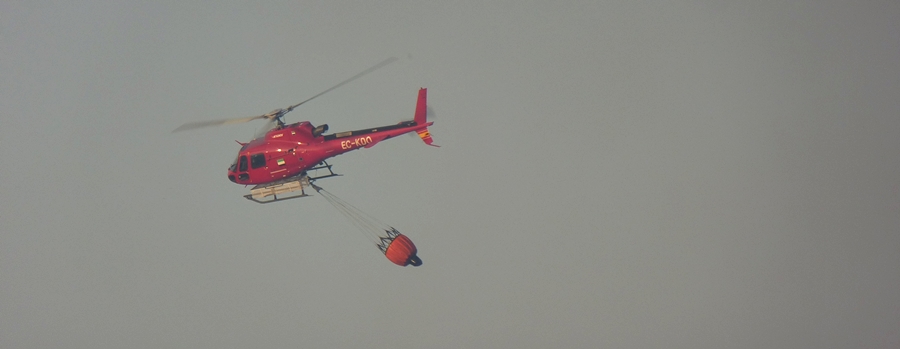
[2,1,899,348]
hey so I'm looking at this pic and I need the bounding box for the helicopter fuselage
[227,118,432,185]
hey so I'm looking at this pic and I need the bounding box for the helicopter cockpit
[228,150,272,183]
[228,154,249,183]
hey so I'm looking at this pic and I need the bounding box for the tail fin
[413,88,439,147]
[413,88,428,125]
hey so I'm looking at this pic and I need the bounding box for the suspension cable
[312,184,392,244]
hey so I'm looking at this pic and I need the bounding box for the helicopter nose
[228,173,250,182]
[228,169,249,183]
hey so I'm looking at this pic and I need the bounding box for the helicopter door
[238,155,248,172]
[236,155,249,181]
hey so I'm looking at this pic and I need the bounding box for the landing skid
[307,160,341,181]
[243,161,341,204]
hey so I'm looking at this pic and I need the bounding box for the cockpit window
[250,154,266,169]
[239,155,248,172]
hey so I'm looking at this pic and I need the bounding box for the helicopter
[174,58,437,203]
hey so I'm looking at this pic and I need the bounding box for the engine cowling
[312,124,329,137]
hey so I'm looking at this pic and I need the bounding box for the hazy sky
[2,1,899,348]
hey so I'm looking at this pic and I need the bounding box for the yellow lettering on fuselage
[341,136,373,150]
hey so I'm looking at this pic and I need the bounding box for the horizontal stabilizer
[417,128,439,147]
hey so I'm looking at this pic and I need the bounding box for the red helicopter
[174,58,437,203]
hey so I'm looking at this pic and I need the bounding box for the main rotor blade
[286,57,398,111]
[172,114,267,132]
[172,57,397,133]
